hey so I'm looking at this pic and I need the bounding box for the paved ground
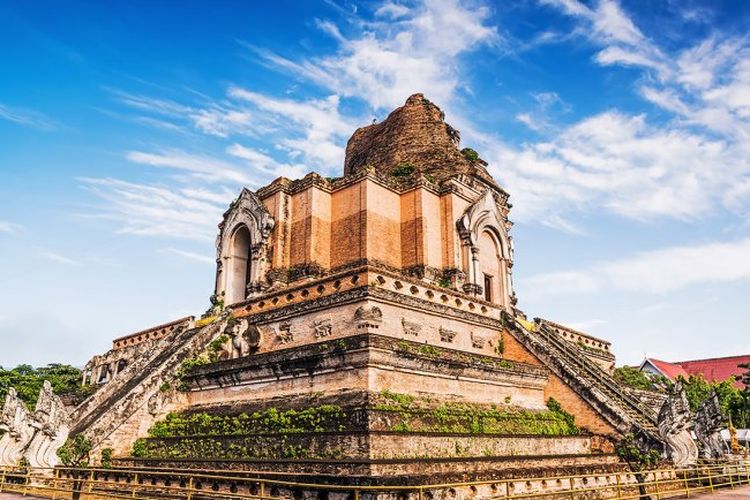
[686,486,750,498]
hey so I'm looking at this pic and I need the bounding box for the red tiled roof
[642,355,750,389]
[676,355,750,389]
[644,358,689,380]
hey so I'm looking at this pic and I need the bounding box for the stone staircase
[70,318,225,456]
[506,314,662,445]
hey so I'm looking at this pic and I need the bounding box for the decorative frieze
[312,319,333,339]
[354,306,382,330]
[401,318,421,336]
[439,327,457,343]
[277,321,294,344]
[471,331,489,349]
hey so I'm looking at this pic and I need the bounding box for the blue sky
[2,0,750,368]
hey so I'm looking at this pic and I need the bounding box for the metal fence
[0,461,748,499]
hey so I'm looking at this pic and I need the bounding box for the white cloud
[126,150,257,185]
[515,112,544,132]
[39,251,81,266]
[227,90,354,170]
[483,110,741,223]
[78,177,227,240]
[523,237,750,296]
[0,103,57,130]
[255,0,498,110]
[375,2,410,19]
[0,221,22,234]
[159,247,214,265]
[486,1,750,226]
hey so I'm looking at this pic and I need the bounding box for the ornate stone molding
[215,188,276,302]
[455,189,515,309]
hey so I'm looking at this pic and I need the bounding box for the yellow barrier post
[683,470,690,498]
[615,472,622,498]
[87,469,95,493]
[0,467,5,493]
[21,468,30,496]
[132,472,139,498]
[260,479,265,500]
[354,488,360,500]
[186,476,194,500]
[728,466,735,489]
[654,471,661,500]
[51,467,59,500]
[418,486,423,500]
[708,467,715,493]
[568,476,575,499]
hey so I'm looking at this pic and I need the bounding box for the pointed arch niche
[215,189,275,305]
[457,189,514,309]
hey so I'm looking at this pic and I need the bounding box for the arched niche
[215,188,275,304]
[456,189,514,309]
[227,224,252,304]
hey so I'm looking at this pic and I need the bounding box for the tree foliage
[678,374,750,428]
[0,364,91,407]
[613,366,665,391]
[57,434,92,467]
[740,363,750,387]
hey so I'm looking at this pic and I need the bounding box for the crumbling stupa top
[344,94,497,186]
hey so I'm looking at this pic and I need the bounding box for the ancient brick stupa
[345,93,497,186]
[62,95,662,487]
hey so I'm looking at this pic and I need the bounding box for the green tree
[613,366,656,391]
[57,435,92,500]
[0,364,92,407]
[739,363,750,387]
[678,374,750,428]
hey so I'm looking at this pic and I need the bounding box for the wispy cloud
[89,0,750,238]
[159,247,214,265]
[78,177,229,240]
[126,150,257,185]
[251,0,499,111]
[467,0,750,228]
[0,103,58,130]
[0,221,23,234]
[39,251,81,266]
[523,237,750,296]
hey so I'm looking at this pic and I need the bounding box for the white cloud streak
[159,247,214,265]
[253,0,498,111]
[39,251,81,266]
[0,103,58,130]
[78,177,229,241]
[523,237,750,296]
[0,221,22,234]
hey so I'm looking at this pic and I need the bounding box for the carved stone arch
[215,188,275,304]
[456,189,514,309]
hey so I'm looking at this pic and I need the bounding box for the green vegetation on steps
[131,394,579,460]
[148,405,347,438]
[375,391,579,435]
